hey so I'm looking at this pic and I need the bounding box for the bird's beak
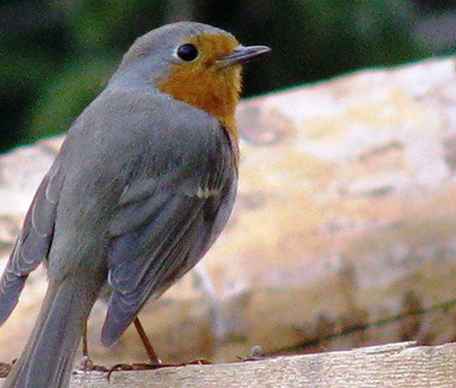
[216,45,271,68]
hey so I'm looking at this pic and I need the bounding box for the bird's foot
[75,356,109,373]
[106,359,211,380]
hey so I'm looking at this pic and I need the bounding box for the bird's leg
[78,320,94,371]
[107,315,212,379]
[133,317,161,365]
[132,315,212,367]
[107,316,161,376]
[110,266,217,375]
[76,320,108,372]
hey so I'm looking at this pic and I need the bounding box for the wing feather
[101,123,237,346]
[0,163,63,324]
[102,192,207,345]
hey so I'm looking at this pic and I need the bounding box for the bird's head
[114,22,270,142]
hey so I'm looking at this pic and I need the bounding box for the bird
[0,21,270,388]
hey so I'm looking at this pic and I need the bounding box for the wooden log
[1,57,456,366]
[3,341,456,387]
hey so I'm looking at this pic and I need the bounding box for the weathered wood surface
[1,57,456,365]
[3,341,456,387]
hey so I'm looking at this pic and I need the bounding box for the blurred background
[2,1,456,369]
[1,0,456,152]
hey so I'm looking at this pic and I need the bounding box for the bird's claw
[78,355,94,371]
[107,363,158,381]
[75,356,109,373]
[106,359,211,381]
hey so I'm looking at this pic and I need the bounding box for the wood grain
[0,342,447,387]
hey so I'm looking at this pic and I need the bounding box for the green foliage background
[1,0,455,151]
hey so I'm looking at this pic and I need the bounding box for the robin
[0,22,270,388]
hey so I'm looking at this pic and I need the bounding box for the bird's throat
[157,63,241,152]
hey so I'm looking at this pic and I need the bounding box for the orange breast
[157,33,242,159]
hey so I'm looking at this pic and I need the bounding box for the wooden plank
[4,342,454,387]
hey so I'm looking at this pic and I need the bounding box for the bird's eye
[176,43,199,62]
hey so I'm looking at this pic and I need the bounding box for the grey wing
[101,165,236,346]
[0,162,64,324]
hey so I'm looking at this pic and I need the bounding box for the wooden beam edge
[4,341,455,387]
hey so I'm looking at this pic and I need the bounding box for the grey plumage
[0,22,239,388]
[0,167,62,324]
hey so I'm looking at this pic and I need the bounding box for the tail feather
[3,276,101,388]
